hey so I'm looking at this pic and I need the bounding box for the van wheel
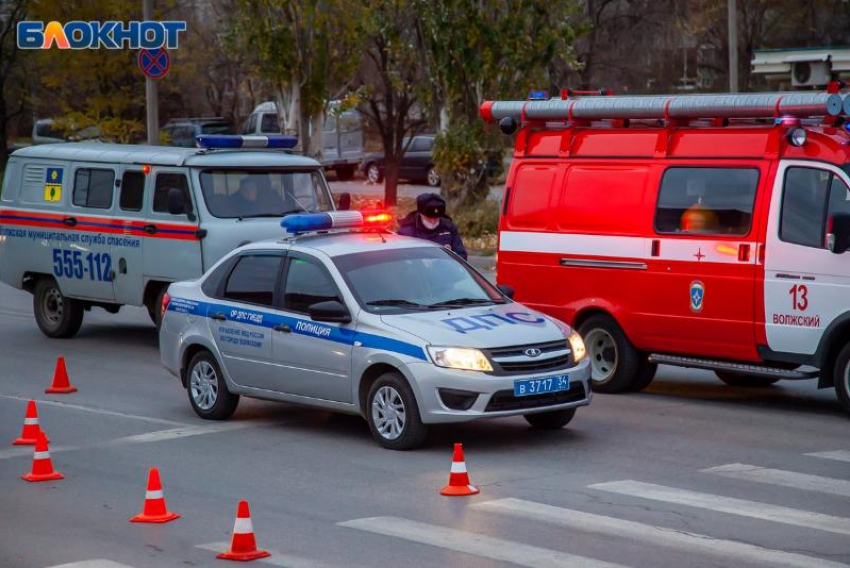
[714,371,779,388]
[366,372,428,450]
[187,351,239,420]
[630,359,657,392]
[33,279,84,338]
[146,287,167,329]
[578,314,640,393]
[833,342,850,415]
[524,408,576,429]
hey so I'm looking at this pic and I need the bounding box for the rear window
[654,167,759,236]
[507,165,558,230]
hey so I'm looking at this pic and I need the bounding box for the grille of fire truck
[485,383,586,412]
[481,91,848,123]
[486,340,572,374]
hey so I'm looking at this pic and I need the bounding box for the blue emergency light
[195,135,298,150]
[281,210,392,234]
[528,90,549,100]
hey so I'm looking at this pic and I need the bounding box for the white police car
[159,211,592,449]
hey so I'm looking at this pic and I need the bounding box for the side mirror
[308,300,351,324]
[166,187,187,216]
[497,284,515,299]
[827,213,850,254]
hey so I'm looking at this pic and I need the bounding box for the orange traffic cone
[45,357,77,394]
[440,443,479,496]
[12,400,48,446]
[217,500,271,561]
[22,431,63,482]
[130,467,180,523]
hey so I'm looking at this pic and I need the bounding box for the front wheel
[187,351,239,420]
[33,279,84,338]
[578,314,640,393]
[524,408,576,429]
[366,163,383,184]
[833,343,850,415]
[366,372,428,450]
[714,371,780,388]
[426,167,440,187]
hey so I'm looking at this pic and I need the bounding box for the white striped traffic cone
[12,400,48,446]
[440,443,479,496]
[21,430,63,482]
[217,500,271,561]
[130,467,180,523]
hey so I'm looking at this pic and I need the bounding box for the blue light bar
[195,135,298,150]
[281,211,369,234]
[528,90,549,100]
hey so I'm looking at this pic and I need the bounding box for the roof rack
[480,91,848,123]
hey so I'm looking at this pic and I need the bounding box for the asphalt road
[0,282,848,568]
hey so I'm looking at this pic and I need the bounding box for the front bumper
[405,357,592,424]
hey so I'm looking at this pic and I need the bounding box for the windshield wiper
[236,208,306,220]
[428,298,502,307]
[367,299,433,310]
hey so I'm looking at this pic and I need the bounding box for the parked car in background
[32,119,102,145]
[362,135,440,187]
[162,118,235,147]
[242,101,365,180]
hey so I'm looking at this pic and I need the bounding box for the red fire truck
[480,90,850,414]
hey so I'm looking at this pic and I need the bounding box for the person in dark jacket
[398,193,468,259]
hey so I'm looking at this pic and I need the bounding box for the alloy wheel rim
[427,168,439,186]
[585,328,617,382]
[190,361,218,411]
[42,288,64,325]
[367,165,380,183]
[372,385,406,440]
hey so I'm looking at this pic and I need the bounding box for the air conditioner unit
[792,61,831,87]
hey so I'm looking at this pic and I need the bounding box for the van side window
[119,171,146,211]
[223,254,281,307]
[153,173,192,215]
[73,168,115,209]
[655,168,759,236]
[780,167,849,249]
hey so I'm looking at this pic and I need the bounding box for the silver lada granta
[159,211,591,449]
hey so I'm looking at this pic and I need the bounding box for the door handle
[274,323,291,333]
[63,217,77,227]
[210,312,227,321]
[143,224,157,235]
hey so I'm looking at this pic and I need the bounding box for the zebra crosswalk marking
[703,463,850,498]
[806,450,850,464]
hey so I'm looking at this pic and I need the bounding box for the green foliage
[433,118,503,207]
[453,197,500,239]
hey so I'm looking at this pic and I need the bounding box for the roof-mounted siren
[195,134,298,150]
[480,91,847,128]
[280,210,392,235]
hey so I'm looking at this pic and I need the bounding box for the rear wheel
[366,372,427,450]
[33,279,84,338]
[524,408,576,429]
[426,167,440,187]
[578,314,640,393]
[366,163,383,184]
[146,286,167,329]
[833,342,850,415]
[187,351,239,420]
[714,371,780,388]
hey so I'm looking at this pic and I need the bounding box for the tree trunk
[309,110,323,159]
[0,92,8,172]
[383,155,400,207]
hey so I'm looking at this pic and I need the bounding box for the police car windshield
[199,169,332,219]
[333,247,504,314]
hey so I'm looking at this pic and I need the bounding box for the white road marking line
[47,561,135,568]
[0,422,270,461]
[0,394,186,426]
[807,450,850,464]
[590,480,850,537]
[704,463,850,498]
[196,542,333,568]
[473,498,847,568]
[338,516,628,568]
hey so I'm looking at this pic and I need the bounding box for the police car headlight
[427,347,493,372]
[568,331,587,363]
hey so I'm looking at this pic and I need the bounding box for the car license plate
[513,375,570,397]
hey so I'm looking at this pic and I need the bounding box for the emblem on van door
[690,280,705,313]
[524,348,542,358]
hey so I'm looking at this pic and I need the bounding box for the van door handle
[63,217,77,227]
[143,224,157,235]
[274,324,291,333]
[210,312,227,321]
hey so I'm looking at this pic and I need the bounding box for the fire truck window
[828,175,850,220]
[508,165,557,229]
[655,168,759,236]
[780,167,831,249]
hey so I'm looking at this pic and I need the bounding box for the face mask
[421,215,440,230]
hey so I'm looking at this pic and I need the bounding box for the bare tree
[0,0,28,170]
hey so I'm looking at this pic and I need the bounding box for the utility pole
[143,0,159,144]
[728,0,739,92]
